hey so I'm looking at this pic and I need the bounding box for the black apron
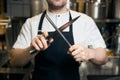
[32,11,80,80]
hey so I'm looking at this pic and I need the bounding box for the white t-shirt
[13,10,106,49]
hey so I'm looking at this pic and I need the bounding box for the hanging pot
[85,0,107,19]
[113,0,120,19]
[31,0,42,16]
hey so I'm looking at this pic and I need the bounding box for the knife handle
[29,34,53,54]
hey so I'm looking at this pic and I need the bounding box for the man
[10,0,107,80]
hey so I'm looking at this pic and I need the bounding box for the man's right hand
[30,32,54,51]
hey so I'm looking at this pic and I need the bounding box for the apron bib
[32,11,80,80]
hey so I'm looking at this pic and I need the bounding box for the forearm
[10,47,37,67]
[87,48,107,65]
[9,32,53,67]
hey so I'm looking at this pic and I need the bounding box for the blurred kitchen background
[0,0,120,80]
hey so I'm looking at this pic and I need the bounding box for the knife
[30,15,80,54]
[39,15,80,41]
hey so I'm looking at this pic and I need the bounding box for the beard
[47,0,67,10]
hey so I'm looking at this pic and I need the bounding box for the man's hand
[30,32,54,51]
[68,44,94,62]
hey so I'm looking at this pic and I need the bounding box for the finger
[71,46,83,56]
[42,32,48,38]
[68,45,84,54]
[47,38,54,45]
[73,52,82,59]
[68,45,78,53]
[42,32,54,46]
[71,47,82,56]
[38,35,48,50]
[74,52,88,62]
[32,39,41,51]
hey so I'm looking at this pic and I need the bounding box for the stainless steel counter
[0,51,120,80]
[79,56,120,80]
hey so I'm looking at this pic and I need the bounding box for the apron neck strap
[38,11,46,34]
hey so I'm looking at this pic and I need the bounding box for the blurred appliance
[77,0,85,12]
[31,0,48,16]
[0,23,7,51]
[70,0,78,11]
[116,26,120,55]
[6,0,31,17]
[31,0,43,16]
[85,0,107,19]
[113,0,120,19]
[0,19,10,51]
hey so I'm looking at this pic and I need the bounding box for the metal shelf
[0,67,32,74]
[94,19,120,23]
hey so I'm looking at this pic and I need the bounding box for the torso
[32,11,80,80]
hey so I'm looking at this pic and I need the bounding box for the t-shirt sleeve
[86,18,106,49]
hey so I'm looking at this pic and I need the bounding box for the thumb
[42,31,48,38]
